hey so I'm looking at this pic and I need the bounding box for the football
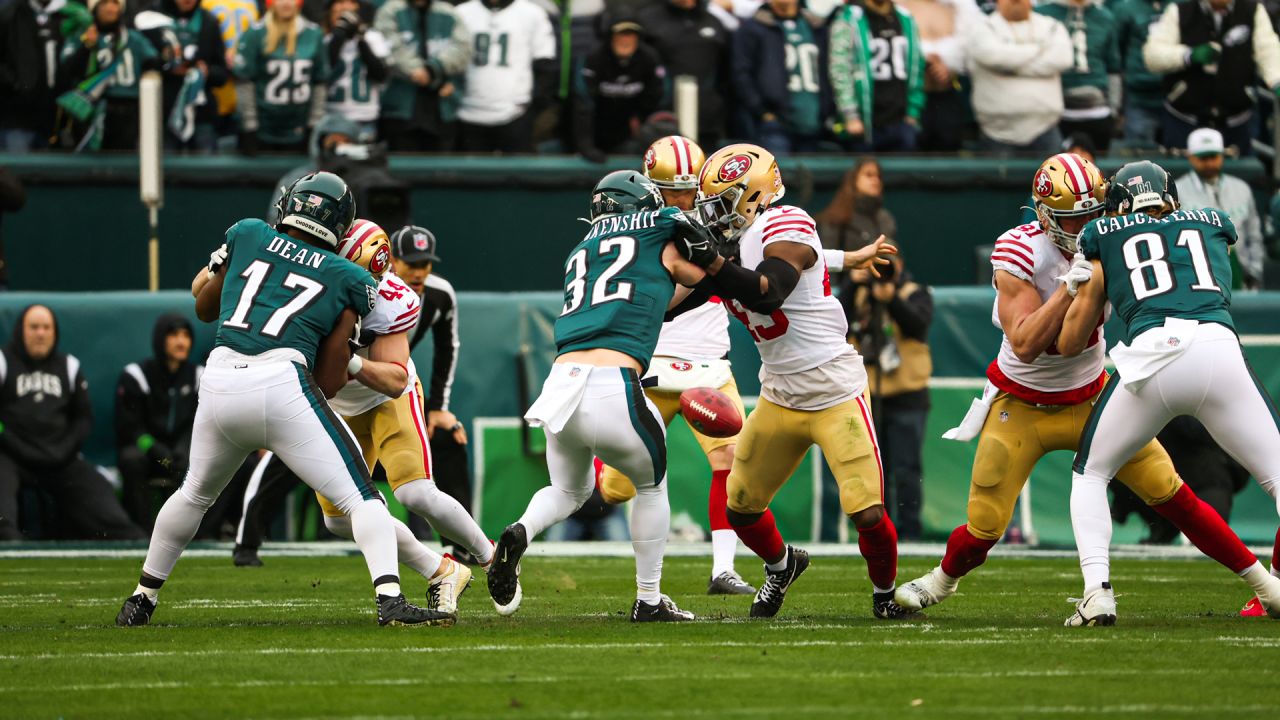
[679,386,743,438]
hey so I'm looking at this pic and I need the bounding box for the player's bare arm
[996,270,1073,363]
[314,308,359,398]
[194,263,226,323]
[1056,261,1107,357]
[352,330,411,397]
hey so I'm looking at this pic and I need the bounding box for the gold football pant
[965,379,1182,541]
[727,393,883,516]
[598,375,745,504]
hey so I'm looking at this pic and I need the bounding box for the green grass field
[4,552,1280,719]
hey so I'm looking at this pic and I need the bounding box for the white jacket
[964,12,1073,145]
[1144,1,1280,88]
[1175,171,1265,283]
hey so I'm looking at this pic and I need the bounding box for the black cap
[390,225,440,264]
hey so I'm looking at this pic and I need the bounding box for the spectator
[200,0,259,138]
[375,0,470,152]
[731,0,829,154]
[574,19,666,161]
[1175,127,1265,289]
[136,0,230,152]
[816,158,897,253]
[965,0,1072,155]
[1113,0,1172,149]
[637,0,731,147]
[454,0,557,153]
[0,166,23,289]
[897,0,983,152]
[0,305,144,541]
[0,0,91,151]
[842,251,933,540]
[57,0,161,151]
[232,0,329,154]
[1036,0,1121,153]
[828,0,926,153]
[324,0,390,141]
[115,314,201,531]
[1143,0,1280,155]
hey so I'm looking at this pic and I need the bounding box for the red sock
[733,509,785,564]
[709,470,731,532]
[940,525,997,579]
[1152,484,1255,573]
[1272,526,1280,574]
[857,513,899,590]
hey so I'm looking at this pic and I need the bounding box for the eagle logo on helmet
[1034,170,1053,198]
[719,155,753,183]
[370,246,390,276]
[644,147,657,170]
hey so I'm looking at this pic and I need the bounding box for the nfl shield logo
[414,233,429,251]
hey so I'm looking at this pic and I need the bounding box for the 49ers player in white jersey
[896,154,1269,626]
[691,144,902,619]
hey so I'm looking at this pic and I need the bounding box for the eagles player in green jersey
[117,172,451,628]
[1056,160,1280,625]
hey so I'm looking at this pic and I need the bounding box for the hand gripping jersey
[214,219,377,368]
[652,299,730,360]
[725,206,850,375]
[328,271,422,417]
[989,221,1106,403]
[326,30,391,124]
[1078,208,1237,343]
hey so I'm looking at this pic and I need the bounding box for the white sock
[1240,561,1275,596]
[394,479,493,564]
[348,500,400,589]
[710,529,738,578]
[374,581,402,597]
[326,512,443,580]
[1071,471,1113,594]
[140,488,209,582]
[873,584,895,595]
[631,481,669,604]
[765,549,789,574]
[518,484,592,538]
[132,584,159,600]
[934,566,959,592]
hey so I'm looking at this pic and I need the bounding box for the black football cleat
[750,546,810,618]
[487,523,528,615]
[873,590,921,620]
[631,595,696,622]
[116,593,157,627]
[707,571,756,595]
[233,545,263,567]
[376,594,455,627]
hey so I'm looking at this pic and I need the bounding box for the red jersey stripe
[991,253,1034,276]
[994,244,1034,266]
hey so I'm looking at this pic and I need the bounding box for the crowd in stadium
[1,0,1278,156]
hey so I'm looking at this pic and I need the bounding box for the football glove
[208,243,228,275]
[1189,43,1221,66]
[673,221,721,269]
[1057,253,1093,297]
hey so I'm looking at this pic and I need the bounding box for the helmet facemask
[1036,203,1103,254]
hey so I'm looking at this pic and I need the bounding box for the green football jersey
[60,30,159,100]
[555,207,688,366]
[1035,3,1120,94]
[232,22,328,145]
[214,219,376,367]
[782,18,821,137]
[1079,208,1238,343]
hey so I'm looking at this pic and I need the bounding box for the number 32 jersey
[329,271,422,417]
[1079,208,1237,343]
[728,206,850,375]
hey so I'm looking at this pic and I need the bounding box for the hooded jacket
[114,313,201,464]
[0,0,91,135]
[0,305,93,471]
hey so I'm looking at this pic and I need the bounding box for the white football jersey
[326,31,391,124]
[653,298,730,360]
[727,205,853,375]
[990,221,1106,399]
[328,271,422,417]
[455,0,556,125]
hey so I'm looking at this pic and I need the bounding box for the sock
[348,500,401,587]
[732,508,786,567]
[518,484,592,538]
[1071,471,1113,593]
[932,566,960,593]
[394,479,493,564]
[709,469,736,577]
[325,512,444,580]
[374,578,402,597]
[133,574,164,600]
[632,481,669,604]
[1240,561,1277,597]
[711,530,739,578]
[939,525,997,579]
[1152,484,1255,573]
[1272,526,1280,579]
[856,513,899,592]
[140,487,210,582]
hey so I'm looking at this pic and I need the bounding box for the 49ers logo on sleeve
[369,246,390,276]
[644,147,657,170]
[1033,170,1053,198]
[718,155,753,182]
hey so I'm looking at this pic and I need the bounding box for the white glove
[207,243,228,276]
[1057,253,1093,297]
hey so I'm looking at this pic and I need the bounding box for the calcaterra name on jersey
[582,210,664,240]
[265,235,329,269]
[1090,208,1227,236]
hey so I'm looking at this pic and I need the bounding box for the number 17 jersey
[1079,208,1237,343]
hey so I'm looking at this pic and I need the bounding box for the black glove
[674,223,721,269]
[333,11,362,42]
[239,131,258,156]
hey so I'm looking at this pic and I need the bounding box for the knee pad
[725,508,763,528]
[966,495,1009,541]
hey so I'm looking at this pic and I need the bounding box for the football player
[691,144,901,619]
[1057,160,1280,624]
[894,155,1278,626]
[117,172,450,627]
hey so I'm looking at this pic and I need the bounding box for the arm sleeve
[888,285,933,341]
[823,248,846,271]
[827,10,858,119]
[1023,17,1074,76]
[1143,3,1188,73]
[358,31,392,84]
[376,4,424,77]
[1253,3,1280,88]
[964,19,1041,74]
[427,292,460,412]
[435,6,473,78]
[905,15,927,121]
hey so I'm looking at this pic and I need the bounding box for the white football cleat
[1064,582,1116,627]
[894,567,956,612]
[427,556,473,616]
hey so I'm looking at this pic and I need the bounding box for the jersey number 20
[224,259,327,337]
[1122,229,1222,300]
[561,236,636,315]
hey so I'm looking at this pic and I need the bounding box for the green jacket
[1112,0,1171,108]
[59,29,159,100]
[827,4,925,141]
[374,0,471,122]
[1035,0,1121,93]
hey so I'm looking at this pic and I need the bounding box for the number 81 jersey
[728,206,850,375]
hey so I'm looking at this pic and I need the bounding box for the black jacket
[574,42,666,154]
[408,274,459,413]
[145,0,230,126]
[1164,0,1266,124]
[0,306,93,471]
[636,0,730,142]
[0,0,76,136]
[731,7,830,132]
[114,313,200,467]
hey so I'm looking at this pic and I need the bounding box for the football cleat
[894,567,957,612]
[115,593,157,627]
[873,590,920,620]
[1064,582,1116,627]
[750,546,809,618]
[377,594,455,627]
[1241,596,1266,617]
[427,556,473,615]
[232,545,263,567]
[708,570,756,596]
[631,594,696,622]
[487,523,527,616]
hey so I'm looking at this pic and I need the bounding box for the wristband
[347,354,364,375]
